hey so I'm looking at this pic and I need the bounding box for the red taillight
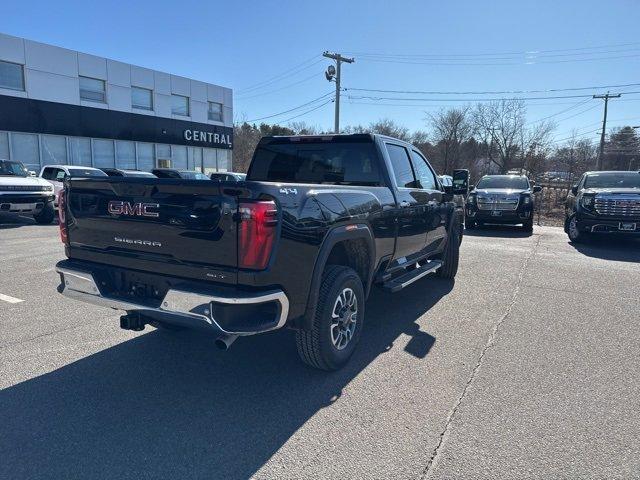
[238,200,278,270]
[58,188,69,245]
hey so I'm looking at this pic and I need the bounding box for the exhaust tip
[215,334,238,351]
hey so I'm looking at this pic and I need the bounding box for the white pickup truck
[0,159,56,224]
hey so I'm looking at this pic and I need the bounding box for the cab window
[410,150,438,190]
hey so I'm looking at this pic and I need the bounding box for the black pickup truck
[565,170,640,242]
[55,134,464,370]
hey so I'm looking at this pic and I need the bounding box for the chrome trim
[476,194,520,211]
[56,266,289,335]
[594,195,640,216]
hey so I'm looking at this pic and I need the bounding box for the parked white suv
[0,159,56,224]
[39,165,107,205]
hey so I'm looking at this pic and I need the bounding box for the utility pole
[323,51,354,134]
[593,92,621,170]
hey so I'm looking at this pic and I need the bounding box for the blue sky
[3,0,639,145]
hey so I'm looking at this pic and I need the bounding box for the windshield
[476,176,529,190]
[68,168,108,178]
[584,172,640,189]
[0,160,28,177]
[180,171,210,180]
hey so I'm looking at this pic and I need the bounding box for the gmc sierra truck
[565,170,640,242]
[55,134,463,370]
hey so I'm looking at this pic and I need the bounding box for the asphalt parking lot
[1,214,639,479]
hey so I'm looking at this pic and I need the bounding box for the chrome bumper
[56,265,289,335]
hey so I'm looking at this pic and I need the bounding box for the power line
[244,91,334,123]
[279,98,334,124]
[235,56,323,94]
[236,71,322,100]
[343,81,640,96]
[347,91,640,103]
[344,41,640,59]
[353,53,640,66]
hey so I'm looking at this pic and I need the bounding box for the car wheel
[437,225,460,279]
[522,217,534,233]
[465,218,476,230]
[33,201,55,224]
[296,265,364,371]
[567,214,587,243]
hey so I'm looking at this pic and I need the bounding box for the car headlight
[45,185,53,191]
[580,194,595,209]
[522,195,531,205]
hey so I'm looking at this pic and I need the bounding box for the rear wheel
[296,265,364,371]
[33,201,55,224]
[437,225,460,279]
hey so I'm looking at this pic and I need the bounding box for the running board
[382,260,443,293]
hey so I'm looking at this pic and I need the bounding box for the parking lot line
[0,293,24,304]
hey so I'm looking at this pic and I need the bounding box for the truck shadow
[0,279,453,480]
[464,224,532,238]
[569,237,640,263]
[0,213,58,229]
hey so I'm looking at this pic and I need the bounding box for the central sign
[184,129,233,148]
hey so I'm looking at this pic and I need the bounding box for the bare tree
[428,106,472,174]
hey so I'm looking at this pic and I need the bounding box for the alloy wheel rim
[569,217,579,240]
[330,288,358,350]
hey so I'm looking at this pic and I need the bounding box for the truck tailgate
[66,178,238,280]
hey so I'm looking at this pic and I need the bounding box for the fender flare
[301,224,376,330]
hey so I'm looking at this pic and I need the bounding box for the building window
[79,76,106,103]
[171,94,189,116]
[131,86,153,111]
[208,102,223,122]
[0,60,25,91]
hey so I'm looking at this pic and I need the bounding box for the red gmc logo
[108,201,160,218]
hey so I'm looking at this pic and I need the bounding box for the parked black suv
[466,175,541,232]
[55,134,464,370]
[565,170,640,242]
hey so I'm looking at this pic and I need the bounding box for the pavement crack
[0,324,84,350]
[420,234,542,479]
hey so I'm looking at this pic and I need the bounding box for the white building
[0,32,233,174]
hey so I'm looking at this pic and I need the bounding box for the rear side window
[248,141,382,186]
[386,143,416,188]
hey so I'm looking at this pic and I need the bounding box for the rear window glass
[248,141,382,186]
[68,168,107,177]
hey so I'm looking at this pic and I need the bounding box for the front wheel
[522,217,534,233]
[465,218,476,230]
[566,213,587,243]
[33,201,55,224]
[296,265,364,371]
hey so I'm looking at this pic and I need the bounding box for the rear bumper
[56,262,289,336]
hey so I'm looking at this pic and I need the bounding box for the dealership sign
[184,129,233,148]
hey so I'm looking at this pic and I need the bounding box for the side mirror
[571,185,578,195]
[29,171,36,177]
[533,185,542,193]
[452,169,470,196]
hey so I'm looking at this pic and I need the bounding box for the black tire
[296,265,364,371]
[522,217,534,233]
[465,218,476,230]
[566,213,588,243]
[437,225,460,279]
[33,201,55,224]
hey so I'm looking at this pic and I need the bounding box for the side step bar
[382,260,443,293]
